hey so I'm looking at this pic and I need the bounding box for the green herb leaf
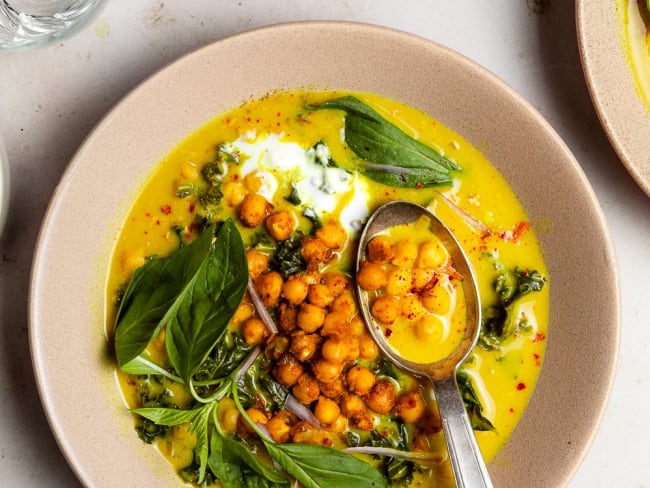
[132,406,200,426]
[208,432,246,488]
[165,219,248,386]
[311,96,459,187]
[264,442,388,488]
[457,372,495,432]
[114,227,214,367]
[223,437,290,485]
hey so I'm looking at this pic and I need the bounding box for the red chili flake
[533,353,541,366]
[516,382,526,391]
[276,112,281,117]
[161,205,172,215]
[385,328,393,338]
[145,212,151,218]
[155,220,161,226]
[533,332,546,343]
[512,221,530,243]
[189,203,196,214]
[415,182,423,189]
[509,407,514,413]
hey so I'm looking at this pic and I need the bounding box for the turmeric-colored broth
[106,90,549,486]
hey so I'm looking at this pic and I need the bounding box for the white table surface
[1,1,648,487]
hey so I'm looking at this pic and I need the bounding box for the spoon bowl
[356,200,493,488]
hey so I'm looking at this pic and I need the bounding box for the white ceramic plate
[29,22,619,488]
[577,0,650,196]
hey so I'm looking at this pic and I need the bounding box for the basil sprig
[311,96,460,187]
[114,219,248,389]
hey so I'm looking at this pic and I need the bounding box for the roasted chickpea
[243,172,264,193]
[239,407,268,435]
[290,421,333,447]
[394,390,426,424]
[223,181,246,207]
[231,300,254,325]
[345,336,360,362]
[421,282,452,314]
[255,270,284,307]
[367,236,396,263]
[415,314,444,343]
[346,366,376,396]
[308,283,334,308]
[282,274,309,306]
[358,333,379,360]
[312,359,344,384]
[385,267,412,296]
[391,239,418,268]
[315,222,347,249]
[265,210,296,241]
[340,394,367,417]
[327,414,348,433]
[300,237,330,269]
[289,331,321,362]
[218,399,240,433]
[273,353,304,387]
[321,311,350,338]
[365,379,397,414]
[246,250,269,280]
[401,294,426,321]
[356,262,387,291]
[321,337,350,364]
[278,302,298,332]
[265,335,289,360]
[416,240,448,270]
[411,268,437,291]
[330,291,357,318]
[238,193,270,228]
[292,373,320,404]
[242,317,268,345]
[348,315,366,337]
[296,303,326,333]
[370,295,400,324]
[314,396,341,425]
[350,410,375,431]
[266,417,292,443]
[322,272,350,297]
[318,378,344,400]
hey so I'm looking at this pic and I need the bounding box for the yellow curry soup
[106,89,549,487]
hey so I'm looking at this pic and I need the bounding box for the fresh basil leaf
[193,406,211,482]
[312,96,459,187]
[165,219,248,386]
[131,406,200,426]
[224,437,289,485]
[114,226,214,367]
[264,442,387,488]
[208,432,246,488]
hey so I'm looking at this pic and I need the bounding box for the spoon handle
[432,375,494,488]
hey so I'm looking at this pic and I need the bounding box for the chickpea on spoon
[356,200,494,488]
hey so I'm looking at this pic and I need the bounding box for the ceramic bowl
[577,0,650,195]
[29,22,619,487]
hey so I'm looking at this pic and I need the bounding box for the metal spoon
[356,200,493,488]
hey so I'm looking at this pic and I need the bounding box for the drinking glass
[0,0,106,50]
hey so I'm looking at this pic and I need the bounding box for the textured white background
[1,1,648,487]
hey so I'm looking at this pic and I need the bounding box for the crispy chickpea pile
[224,194,442,451]
[359,233,458,345]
